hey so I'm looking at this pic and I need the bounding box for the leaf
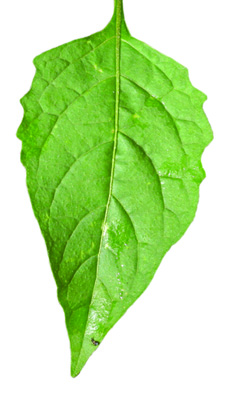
[17,0,213,377]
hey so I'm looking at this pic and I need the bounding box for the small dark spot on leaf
[91,338,100,346]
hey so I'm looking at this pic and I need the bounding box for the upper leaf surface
[17,0,213,377]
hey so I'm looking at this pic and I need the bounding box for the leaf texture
[17,0,213,377]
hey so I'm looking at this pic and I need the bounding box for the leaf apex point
[71,363,82,378]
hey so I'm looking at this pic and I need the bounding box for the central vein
[98,0,122,254]
[74,0,123,371]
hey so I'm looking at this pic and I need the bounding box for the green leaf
[17,0,213,377]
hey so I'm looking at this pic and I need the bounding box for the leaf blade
[17,0,213,377]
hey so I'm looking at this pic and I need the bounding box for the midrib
[74,0,122,372]
[93,0,122,289]
[94,0,122,287]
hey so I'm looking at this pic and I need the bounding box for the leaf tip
[70,357,85,379]
[71,369,81,378]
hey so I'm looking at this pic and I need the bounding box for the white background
[1,0,230,391]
